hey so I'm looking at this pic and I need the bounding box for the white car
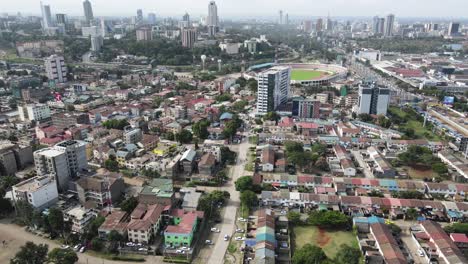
[60,245,70,249]
[418,249,425,257]
[180,246,189,251]
[224,234,229,241]
[235,236,244,241]
[210,228,220,232]
[138,248,147,251]
[79,247,86,253]
[205,240,213,245]
[236,229,244,233]
[126,242,134,247]
[176,249,185,254]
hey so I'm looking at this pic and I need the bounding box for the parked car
[235,236,244,241]
[205,240,213,245]
[73,244,81,251]
[60,245,70,249]
[236,229,244,233]
[224,234,229,241]
[210,227,220,232]
[176,249,185,254]
[79,247,86,253]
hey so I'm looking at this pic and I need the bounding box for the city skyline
[3,0,468,19]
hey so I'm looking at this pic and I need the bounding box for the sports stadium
[284,63,348,86]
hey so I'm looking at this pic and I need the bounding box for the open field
[293,226,358,259]
[291,69,329,81]
[389,107,441,141]
[405,166,436,180]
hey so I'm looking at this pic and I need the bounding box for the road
[207,140,250,264]
[0,219,165,264]
[351,150,375,179]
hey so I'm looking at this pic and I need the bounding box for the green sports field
[291,69,329,81]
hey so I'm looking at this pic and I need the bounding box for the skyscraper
[40,2,53,29]
[148,13,156,24]
[379,18,385,34]
[356,81,390,115]
[207,1,219,36]
[56,14,66,25]
[45,55,67,83]
[448,22,460,36]
[279,10,283,25]
[181,28,197,48]
[137,9,143,23]
[326,14,333,32]
[384,14,395,37]
[256,66,291,114]
[136,27,152,41]
[183,12,190,23]
[83,0,94,24]
[372,16,380,34]
[316,18,323,32]
[303,20,312,33]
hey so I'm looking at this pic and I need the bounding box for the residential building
[124,127,143,144]
[367,146,396,178]
[52,112,90,129]
[261,146,275,172]
[18,103,51,122]
[180,149,196,175]
[54,140,88,177]
[12,176,58,209]
[138,178,174,206]
[198,153,216,176]
[180,188,201,211]
[207,1,219,36]
[292,98,320,118]
[257,66,291,114]
[64,206,95,233]
[356,81,390,115]
[164,210,203,247]
[45,55,67,83]
[34,148,70,192]
[98,209,129,239]
[136,9,143,23]
[369,223,406,264]
[76,173,125,208]
[181,28,197,48]
[136,27,152,41]
[127,203,164,244]
[448,22,460,36]
[90,36,103,52]
[219,42,240,54]
[148,13,156,24]
[244,39,257,53]
[0,142,33,176]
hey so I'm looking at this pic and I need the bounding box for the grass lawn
[389,107,440,141]
[293,226,358,259]
[291,69,327,81]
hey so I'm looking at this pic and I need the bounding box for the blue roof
[247,62,275,71]
[220,112,233,120]
[256,233,276,244]
[244,239,256,247]
[447,211,463,218]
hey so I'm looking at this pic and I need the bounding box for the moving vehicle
[224,234,229,241]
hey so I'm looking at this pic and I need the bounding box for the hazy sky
[3,0,468,18]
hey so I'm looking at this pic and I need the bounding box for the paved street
[0,219,165,264]
[207,140,250,264]
[351,150,374,179]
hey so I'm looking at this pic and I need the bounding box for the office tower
[379,18,385,34]
[56,14,66,24]
[34,148,70,192]
[356,82,390,115]
[83,0,94,24]
[303,20,312,33]
[40,3,53,29]
[18,103,51,122]
[326,14,333,31]
[90,36,103,52]
[148,13,156,24]
[207,1,219,36]
[256,66,291,114]
[316,18,323,32]
[136,27,152,41]
[384,14,395,37]
[54,140,88,178]
[279,10,283,25]
[100,19,112,36]
[373,16,380,34]
[285,14,289,25]
[82,25,101,37]
[448,22,460,36]
[181,28,197,48]
[183,12,190,23]
[45,54,67,83]
[137,9,143,23]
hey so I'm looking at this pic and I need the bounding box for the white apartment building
[45,55,67,83]
[12,176,59,209]
[64,206,95,233]
[54,140,88,177]
[257,66,291,114]
[18,103,51,122]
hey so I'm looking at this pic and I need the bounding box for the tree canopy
[235,176,253,192]
[47,248,78,264]
[334,244,361,264]
[308,210,350,228]
[120,196,139,214]
[192,120,211,139]
[10,242,48,264]
[292,244,328,264]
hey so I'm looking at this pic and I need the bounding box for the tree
[308,210,349,228]
[102,119,129,130]
[10,242,48,264]
[90,237,104,251]
[334,244,361,264]
[15,200,34,226]
[104,157,119,172]
[83,216,105,240]
[235,176,253,192]
[444,223,468,235]
[358,113,373,122]
[107,230,124,253]
[48,207,65,237]
[192,120,210,139]
[47,248,78,264]
[287,211,301,225]
[236,77,247,87]
[292,244,328,264]
[315,157,329,171]
[175,129,193,144]
[0,197,14,217]
[120,196,138,214]
[388,223,402,235]
[215,93,232,102]
[247,78,258,93]
[432,162,448,175]
[240,190,258,208]
[406,208,419,220]
[263,111,280,122]
[311,143,327,157]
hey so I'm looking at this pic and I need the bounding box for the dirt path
[0,219,164,264]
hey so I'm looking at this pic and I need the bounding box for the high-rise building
[34,148,70,192]
[285,14,289,25]
[90,36,103,52]
[279,10,283,25]
[303,20,312,33]
[83,0,94,24]
[0,142,33,176]
[326,14,333,32]
[292,98,320,118]
[356,81,390,115]
[181,28,197,48]
[373,16,380,34]
[316,18,323,32]
[45,54,67,83]
[379,18,385,34]
[148,13,156,24]
[384,14,395,37]
[54,140,88,178]
[124,127,143,144]
[12,176,59,209]
[18,103,51,122]
[448,22,460,36]
[207,1,219,36]
[137,9,143,23]
[136,27,152,41]
[40,3,53,29]
[100,19,112,36]
[56,14,66,25]
[183,12,190,23]
[256,66,291,114]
